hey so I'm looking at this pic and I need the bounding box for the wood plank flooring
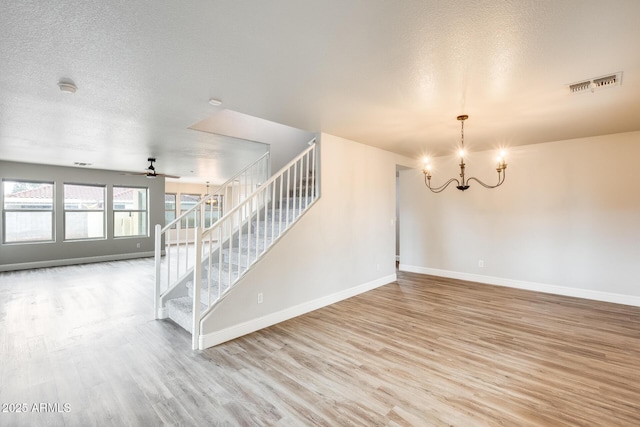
[1,260,640,426]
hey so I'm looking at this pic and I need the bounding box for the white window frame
[165,193,177,229]
[63,183,106,241]
[2,179,55,244]
[113,186,148,238]
[179,193,201,229]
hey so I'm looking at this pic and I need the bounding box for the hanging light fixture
[205,182,212,205]
[423,115,507,192]
[204,182,218,206]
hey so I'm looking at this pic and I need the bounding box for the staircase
[163,198,310,333]
[154,141,318,349]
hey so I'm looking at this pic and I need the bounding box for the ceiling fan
[126,157,180,179]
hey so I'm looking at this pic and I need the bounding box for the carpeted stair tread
[166,296,206,334]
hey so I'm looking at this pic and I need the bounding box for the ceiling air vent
[569,81,592,93]
[594,74,618,88]
[567,71,622,94]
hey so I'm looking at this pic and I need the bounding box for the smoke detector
[58,79,77,94]
[567,72,622,94]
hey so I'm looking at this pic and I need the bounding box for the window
[180,193,200,228]
[203,195,223,228]
[2,180,54,243]
[113,186,148,237]
[165,193,176,228]
[64,184,105,240]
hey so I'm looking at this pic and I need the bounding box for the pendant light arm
[466,168,506,189]
[424,175,461,193]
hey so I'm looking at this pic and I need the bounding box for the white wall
[164,181,207,197]
[399,131,640,304]
[200,133,414,345]
[0,160,164,270]
[190,109,316,175]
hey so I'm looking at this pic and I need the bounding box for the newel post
[192,228,202,350]
[154,224,162,319]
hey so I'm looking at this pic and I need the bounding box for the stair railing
[154,151,270,318]
[191,140,318,349]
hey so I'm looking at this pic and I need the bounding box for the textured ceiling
[1,0,639,181]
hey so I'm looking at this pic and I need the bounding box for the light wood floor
[1,260,640,426]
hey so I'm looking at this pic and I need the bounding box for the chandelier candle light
[423,115,507,193]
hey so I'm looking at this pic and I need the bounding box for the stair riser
[235,237,272,250]
[209,266,241,283]
[273,197,314,208]
[250,223,288,237]
[222,250,255,268]
[186,278,230,304]
[199,270,236,287]
[167,305,193,334]
[166,296,205,334]
[187,285,224,306]
[261,211,298,222]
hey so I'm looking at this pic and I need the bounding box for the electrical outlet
[136,242,141,248]
[478,260,484,268]
[376,263,380,271]
[257,292,263,304]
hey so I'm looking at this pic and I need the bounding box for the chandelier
[423,115,507,192]
[204,182,218,205]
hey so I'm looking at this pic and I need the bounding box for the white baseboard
[0,251,155,272]
[399,264,640,307]
[199,273,397,350]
